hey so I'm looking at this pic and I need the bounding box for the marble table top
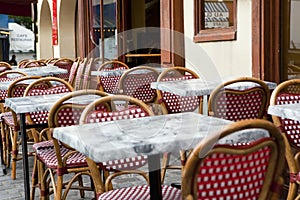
[268,103,300,121]
[53,112,269,168]
[151,79,277,97]
[0,79,36,90]
[4,92,106,114]
[8,65,67,78]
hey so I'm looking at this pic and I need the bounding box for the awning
[0,0,36,17]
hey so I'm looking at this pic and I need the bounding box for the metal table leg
[148,153,162,200]
[20,113,30,200]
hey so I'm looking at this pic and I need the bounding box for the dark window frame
[194,0,237,42]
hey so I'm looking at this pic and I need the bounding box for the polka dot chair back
[181,119,285,200]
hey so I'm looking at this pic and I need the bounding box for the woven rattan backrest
[80,95,154,124]
[270,79,300,150]
[24,77,74,125]
[53,58,74,80]
[48,89,108,128]
[208,77,270,121]
[97,60,129,94]
[181,119,285,200]
[156,66,201,114]
[74,58,88,90]
[119,66,159,103]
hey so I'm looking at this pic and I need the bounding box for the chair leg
[30,155,38,200]
[55,175,64,200]
[10,130,19,180]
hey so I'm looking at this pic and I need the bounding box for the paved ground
[0,148,181,200]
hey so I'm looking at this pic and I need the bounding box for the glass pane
[92,0,117,59]
[290,0,300,49]
[204,0,233,29]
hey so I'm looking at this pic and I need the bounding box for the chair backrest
[181,119,285,200]
[97,60,129,94]
[45,57,60,64]
[17,59,30,68]
[208,77,270,121]
[67,57,80,87]
[48,89,108,128]
[156,66,202,114]
[74,58,88,90]
[119,66,159,103]
[0,61,12,73]
[81,58,94,90]
[24,77,74,125]
[80,95,154,124]
[270,79,300,150]
[53,58,74,80]
[22,60,47,68]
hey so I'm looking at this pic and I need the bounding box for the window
[194,0,237,42]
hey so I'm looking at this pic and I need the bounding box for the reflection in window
[204,1,230,29]
[91,0,117,59]
[290,0,300,49]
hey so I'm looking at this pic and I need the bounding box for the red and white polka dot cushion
[98,184,181,200]
[276,93,300,148]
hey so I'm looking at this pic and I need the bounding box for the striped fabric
[204,2,229,12]
[98,185,181,200]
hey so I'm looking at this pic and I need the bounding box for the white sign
[8,23,34,52]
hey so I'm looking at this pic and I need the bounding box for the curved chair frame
[156,66,202,114]
[181,119,286,200]
[22,60,47,68]
[208,77,270,121]
[118,66,160,103]
[53,58,74,81]
[36,89,108,200]
[0,61,12,73]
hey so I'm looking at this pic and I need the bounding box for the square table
[4,92,103,200]
[53,112,232,200]
[268,103,300,121]
[8,65,68,78]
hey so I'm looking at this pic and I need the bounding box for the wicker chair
[118,66,159,104]
[0,76,41,180]
[181,119,286,200]
[79,95,181,199]
[0,61,12,73]
[81,58,94,90]
[156,66,202,114]
[17,59,30,68]
[208,77,270,121]
[67,57,81,87]
[97,60,129,94]
[53,58,74,81]
[32,90,108,200]
[74,58,88,90]
[22,60,47,68]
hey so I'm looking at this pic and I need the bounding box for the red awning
[0,0,36,17]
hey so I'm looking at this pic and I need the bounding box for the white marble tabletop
[53,112,269,167]
[8,65,68,78]
[151,79,277,97]
[4,93,105,114]
[268,103,300,121]
[0,79,36,90]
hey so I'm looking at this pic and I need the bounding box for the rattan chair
[81,58,94,90]
[0,61,12,73]
[32,90,108,200]
[0,76,41,180]
[74,58,88,90]
[181,119,286,200]
[53,58,74,81]
[17,59,30,68]
[67,57,80,87]
[97,60,129,94]
[118,66,159,104]
[79,95,181,199]
[22,60,47,68]
[156,66,202,114]
[208,77,270,121]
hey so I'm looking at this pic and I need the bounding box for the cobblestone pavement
[0,151,181,200]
